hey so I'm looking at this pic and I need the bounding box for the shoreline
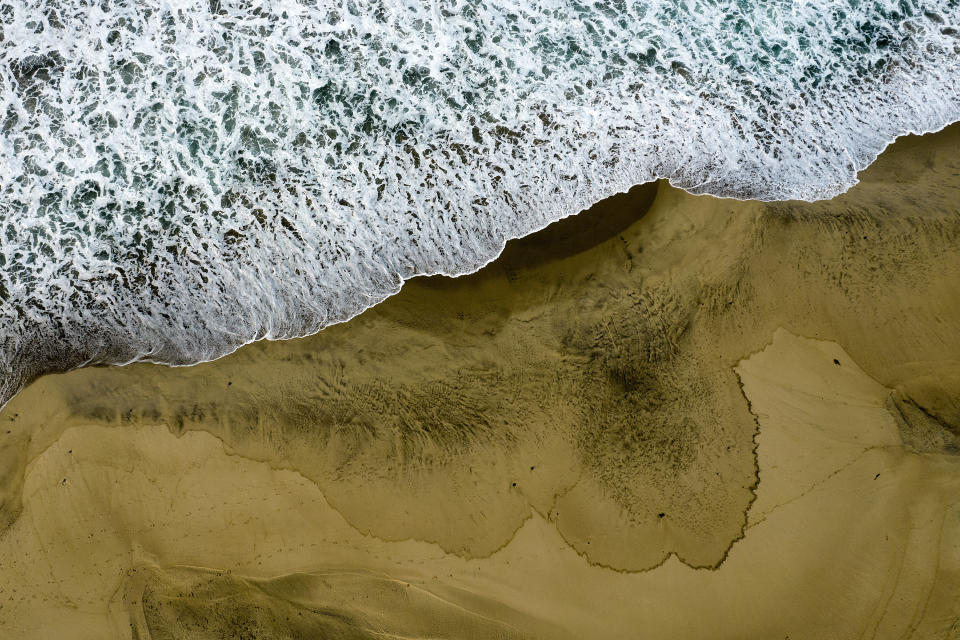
[3,121,958,414]
[0,123,958,638]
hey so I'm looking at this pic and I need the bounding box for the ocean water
[0,0,958,404]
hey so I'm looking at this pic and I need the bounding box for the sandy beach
[0,124,958,638]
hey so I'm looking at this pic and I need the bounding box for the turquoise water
[0,0,958,404]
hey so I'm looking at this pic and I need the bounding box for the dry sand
[0,125,958,638]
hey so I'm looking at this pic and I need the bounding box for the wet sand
[0,125,958,638]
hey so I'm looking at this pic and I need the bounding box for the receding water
[0,0,958,404]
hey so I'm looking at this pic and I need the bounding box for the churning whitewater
[1,0,959,404]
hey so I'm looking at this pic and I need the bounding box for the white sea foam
[0,0,958,404]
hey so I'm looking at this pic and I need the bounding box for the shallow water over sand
[0,126,959,638]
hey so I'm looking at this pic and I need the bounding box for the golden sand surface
[0,125,958,638]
